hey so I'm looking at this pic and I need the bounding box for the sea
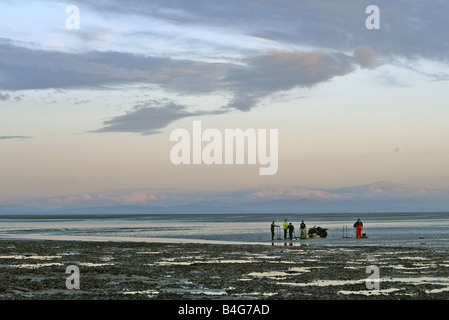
[0,212,448,248]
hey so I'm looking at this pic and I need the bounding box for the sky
[0,0,449,211]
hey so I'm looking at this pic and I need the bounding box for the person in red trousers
[353,218,363,238]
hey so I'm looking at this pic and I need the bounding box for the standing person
[271,221,279,240]
[300,220,307,239]
[288,223,295,240]
[353,218,363,239]
[283,219,288,239]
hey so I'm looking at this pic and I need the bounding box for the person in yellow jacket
[283,219,288,239]
[300,220,307,239]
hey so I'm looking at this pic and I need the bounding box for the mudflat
[1,240,449,300]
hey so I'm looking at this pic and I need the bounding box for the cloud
[0,41,228,91]
[0,92,10,101]
[1,40,367,99]
[91,48,373,133]
[57,0,449,63]
[73,99,90,105]
[0,38,381,132]
[353,46,380,69]
[225,47,378,111]
[0,136,31,140]
[12,181,449,212]
[74,27,121,49]
[6,0,439,135]
[93,99,228,135]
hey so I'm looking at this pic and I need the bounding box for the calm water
[0,212,448,248]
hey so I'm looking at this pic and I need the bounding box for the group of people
[270,218,364,240]
[271,219,307,240]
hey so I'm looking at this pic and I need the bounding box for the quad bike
[308,226,328,238]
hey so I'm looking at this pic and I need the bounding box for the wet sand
[1,240,449,300]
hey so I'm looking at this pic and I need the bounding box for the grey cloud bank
[224,48,377,111]
[54,0,449,62]
[2,1,448,135]
[0,92,10,101]
[93,47,376,133]
[93,100,228,136]
[0,41,227,91]
[0,39,379,134]
[0,136,31,140]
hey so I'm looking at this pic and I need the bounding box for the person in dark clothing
[300,220,306,239]
[271,221,279,240]
[287,223,295,240]
[353,218,363,238]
